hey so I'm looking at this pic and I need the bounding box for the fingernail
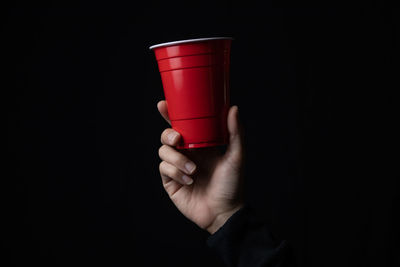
[182,175,193,185]
[168,132,178,143]
[185,162,196,174]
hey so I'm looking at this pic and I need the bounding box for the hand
[157,100,245,234]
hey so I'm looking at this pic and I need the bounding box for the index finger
[157,100,171,126]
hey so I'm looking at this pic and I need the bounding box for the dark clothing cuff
[207,205,290,267]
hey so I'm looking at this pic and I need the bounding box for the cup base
[177,141,227,149]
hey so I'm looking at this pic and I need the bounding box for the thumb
[224,105,244,166]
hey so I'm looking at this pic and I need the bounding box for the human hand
[157,100,245,234]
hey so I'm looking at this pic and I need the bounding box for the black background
[4,3,399,267]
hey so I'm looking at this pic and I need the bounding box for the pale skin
[157,100,245,234]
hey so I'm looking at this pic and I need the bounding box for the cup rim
[149,37,233,50]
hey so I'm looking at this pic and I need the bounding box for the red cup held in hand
[150,37,233,149]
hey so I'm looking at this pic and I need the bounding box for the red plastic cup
[150,37,233,149]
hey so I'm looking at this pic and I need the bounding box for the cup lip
[149,37,233,50]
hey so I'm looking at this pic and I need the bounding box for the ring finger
[159,161,194,185]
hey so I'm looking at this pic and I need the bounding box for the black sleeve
[207,205,293,267]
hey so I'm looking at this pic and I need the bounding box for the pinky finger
[160,174,182,197]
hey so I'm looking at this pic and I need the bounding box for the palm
[168,146,242,229]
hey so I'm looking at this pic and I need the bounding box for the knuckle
[158,145,166,158]
[159,161,166,173]
[159,163,163,174]
[161,129,171,142]
[162,180,169,189]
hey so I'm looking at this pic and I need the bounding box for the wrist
[206,204,244,234]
